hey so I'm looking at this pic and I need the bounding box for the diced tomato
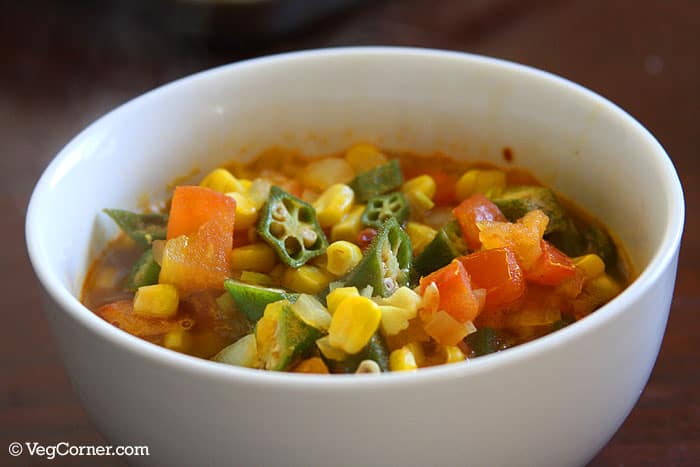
[96,300,180,337]
[160,215,234,293]
[419,260,480,323]
[452,194,507,250]
[160,188,236,293]
[478,209,548,270]
[356,227,378,251]
[457,247,525,311]
[525,240,576,286]
[166,186,237,240]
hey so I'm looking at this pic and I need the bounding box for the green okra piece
[361,191,410,229]
[256,300,322,371]
[224,279,298,323]
[465,327,507,357]
[104,209,168,248]
[337,217,412,298]
[257,186,328,268]
[325,333,390,373]
[413,220,468,279]
[125,248,161,292]
[349,159,404,202]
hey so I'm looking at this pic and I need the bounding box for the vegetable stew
[82,144,631,373]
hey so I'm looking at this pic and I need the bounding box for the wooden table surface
[2,0,698,465]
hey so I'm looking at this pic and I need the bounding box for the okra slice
[413,220,468,279]
[256,300,322,371]
[582,225,617,269]
[125,249,161,292]
[465,327,508,357]
[339,218,412,298]
[104,209,168,248]
[224,279,298,323]
[361,192,410,229]
[349,159,403,202]
[326,333,390,373]
[257,186,328,268]
[490,187,573,235]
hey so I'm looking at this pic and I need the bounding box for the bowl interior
[28,48,681,322]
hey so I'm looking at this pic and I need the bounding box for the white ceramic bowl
[26,48,684,467]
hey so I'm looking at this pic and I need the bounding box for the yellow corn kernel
[302,158,355,190]
[376,286,421,335]
[402,175,437,200]
[256,301,285,358]
[456,169,507,201]
[239,271,276,287]
[240,179,252,191]
[231,243,277,273]
[316,335,348,361]
[133,284,179,318]
[163,328,191,353]
[389,347,418,372]
[376,286,421,313]
[328,296,382,354]
[588,274,622,302]
[441,345,466,364]
[313,184,355,228]
[326,286,360,314]
[293,357,329,374]
[345,143,388,172]
[330,205,366,243]
[200,168,247,194]
[573,254,606,279]
[227,192,258,230]
[405,222,438,256]
[405,191,435,215]
[405,342,425,366]
[325,241,363,276]
[281,265,333,295]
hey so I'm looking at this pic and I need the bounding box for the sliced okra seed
[282,198,296,212]
[383,277,398,294]
[272,204,288,221]
[356,360,382,374]
[270,221,286,238]
[300,227,318,248]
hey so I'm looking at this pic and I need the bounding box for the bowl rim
[25,46,685,389]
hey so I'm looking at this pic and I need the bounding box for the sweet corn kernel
[456,169,507,201]
[256,301,285,357]
[227,191,258,230]
[573,254,606,279]
[326,286,360,314]
[376,287,421,314]
[588,274,622,302]
[330,205,366,243]
[302,158,355,191]
[313,184,355,228]
[316,335,348,361]
[281,265,333,295]
[133,284,179,318]
[200,168,247,194]
[389,347,418,371]
[293,357,329,374]
[231,243,277,273]
[328,296,382,354]
[405,222,438,256]
[163,328,191,353]
[441,345,466,364]
[239,270,277,287]
[325,241,363,276]
[402,175,437,200]
[345,143,388,172]
[405,342,426,366]
[405,191,435,215]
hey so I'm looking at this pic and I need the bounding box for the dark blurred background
[2,0,698,465]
